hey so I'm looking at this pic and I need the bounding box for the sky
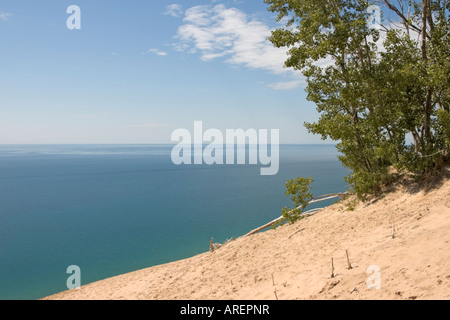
[0,0,330,144]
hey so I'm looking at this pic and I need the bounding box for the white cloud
[164,4,183,18]
[173,4,424,91]
[0,12,12,21]
[147,48,168,56]
[268,79,305,91]
[175,4,295,78]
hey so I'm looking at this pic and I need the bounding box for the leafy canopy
[266,0,449,196]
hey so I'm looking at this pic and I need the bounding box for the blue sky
[0,0,327,144]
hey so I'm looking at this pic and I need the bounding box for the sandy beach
[43,168,450,300]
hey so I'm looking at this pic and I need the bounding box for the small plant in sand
[345,197,359,212]
[276,177,314,227]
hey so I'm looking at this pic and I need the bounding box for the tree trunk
[422,88,434,144]
[411,130,420,154]
[354,125,372,171]
[421,0,433,150]
[421,0,428,62]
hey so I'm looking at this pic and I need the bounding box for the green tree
[265,0,449,195]
[279,177,314,225]
[379,0,450,174]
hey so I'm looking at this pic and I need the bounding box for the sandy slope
[43,168,450,300]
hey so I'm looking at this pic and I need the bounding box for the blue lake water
[0,144,349,300]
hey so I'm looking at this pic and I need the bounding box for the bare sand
[43,168,450,300]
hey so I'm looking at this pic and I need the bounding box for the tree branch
[383,0,423,34]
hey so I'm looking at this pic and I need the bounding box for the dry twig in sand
[331,258,335,278]
[346,250,353,270]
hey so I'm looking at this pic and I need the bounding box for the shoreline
[43,168,450,300]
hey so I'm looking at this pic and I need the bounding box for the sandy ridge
[43,168,450,300]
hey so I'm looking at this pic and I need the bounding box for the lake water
[0,144,349,300]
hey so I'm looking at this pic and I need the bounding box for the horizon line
[0,143,338,146]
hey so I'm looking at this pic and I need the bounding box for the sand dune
[43,168,450,300]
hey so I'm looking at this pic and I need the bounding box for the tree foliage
[279,177,314,225]
[266,0,450,195]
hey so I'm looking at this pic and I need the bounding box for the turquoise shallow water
[0,144,349,300]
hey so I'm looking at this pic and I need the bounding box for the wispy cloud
[0,12,12,21]
[268,79,305,91]
[164,4,183,18]
[173,4,417,91]
[175,4,291,76]
[147,48,168,56]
